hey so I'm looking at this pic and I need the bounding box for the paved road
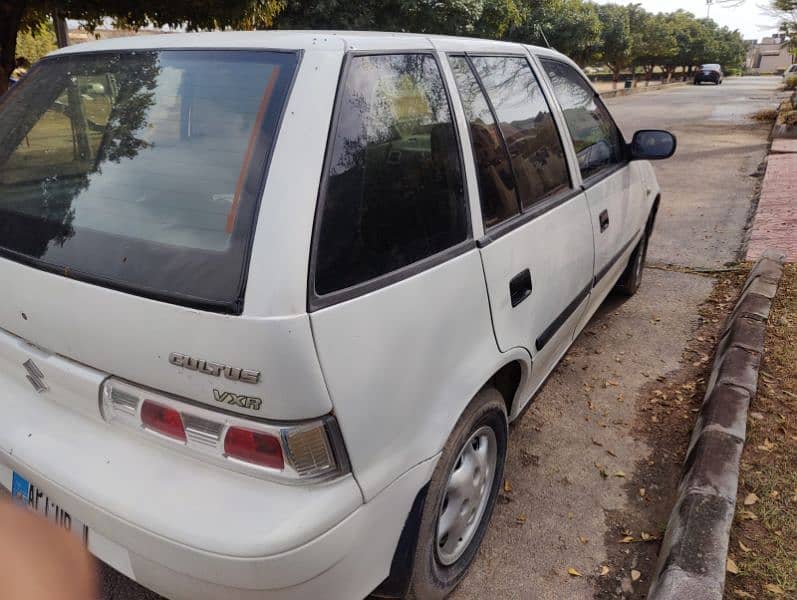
[1,77,782,600]
[607,77,780,268]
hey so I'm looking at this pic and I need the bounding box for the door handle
[509,269,532,307]
[599,209,610,232]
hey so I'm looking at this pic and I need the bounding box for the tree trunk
[611,66,620,90]
[0,0,26,96]
[631,65,638,88]
[644,66,653,87]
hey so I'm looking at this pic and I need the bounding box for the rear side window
[540,59,625,180]
[0,50,298,312]
[448,56,520,229]
[313,54,467,297]
[469,56,569,210]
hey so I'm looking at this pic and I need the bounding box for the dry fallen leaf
[738,541,751,553]
[600,565,610,576]
[733,589,754,598]
[631,569,641,582]
[503,480,513,493]
[607,449,617,457]
[578,536,589,545]
[615,470,626,478]
[640,532,654,541]
[567,567,582,577]
[757,439,775,452]
[743,493,759,506]
[738,510,758,521]
[639,488,646,497]
[726,558,740,575]
[765,583,785,595]
[516,514,527,523]
[620,536,635,543]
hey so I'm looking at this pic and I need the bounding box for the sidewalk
[745,141,797,262]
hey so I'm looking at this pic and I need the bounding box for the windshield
[0,50,297,312]
[701,64,720,71]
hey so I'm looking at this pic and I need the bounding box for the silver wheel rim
[435,425,498,566]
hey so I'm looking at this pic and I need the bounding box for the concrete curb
[647,249,786,600]
[600,81,689,99]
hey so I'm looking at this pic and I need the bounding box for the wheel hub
[435,426,498,565]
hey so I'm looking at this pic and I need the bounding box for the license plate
[10,471,88,543]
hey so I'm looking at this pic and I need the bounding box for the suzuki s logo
[168,353,260,384]
[23,359,48,393]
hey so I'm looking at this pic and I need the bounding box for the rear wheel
[406,389,507,600]
[615,229,648,297]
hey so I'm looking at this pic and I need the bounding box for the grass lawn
[725,263,797,599]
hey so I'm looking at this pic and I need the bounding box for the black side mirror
[630,130,676,160]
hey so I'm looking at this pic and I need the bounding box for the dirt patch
[596,265,750,599]
[724,263,797,599]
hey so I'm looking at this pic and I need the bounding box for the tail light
[140,400,187,442]
[224,427,284,470]
[100,378,349,483]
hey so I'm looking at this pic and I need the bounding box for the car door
[538,58,638,324]
[447,54,594,396]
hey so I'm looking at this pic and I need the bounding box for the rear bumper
[0,376,436,599]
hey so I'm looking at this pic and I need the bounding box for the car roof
[48,30,563,58]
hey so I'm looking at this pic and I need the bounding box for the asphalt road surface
[1,77,782,600]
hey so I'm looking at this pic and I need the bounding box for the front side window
[314,54,467,297]
[0,50,298,311]
[540,59,625,180]
[448,56,519,229]
[469,56,569,210]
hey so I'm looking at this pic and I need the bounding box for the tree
[634,12,677,85]
[596,3,632,88]
[0,0,284,95]
[15,21,56,64]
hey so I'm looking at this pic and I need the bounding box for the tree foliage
[2,0,752,95]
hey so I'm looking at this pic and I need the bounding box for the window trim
[537,57,630,188]
[307,50,474,313]
[465,53,575,212]
[0,48,303,315]
[443,52,581,248]
[447,53,522,229]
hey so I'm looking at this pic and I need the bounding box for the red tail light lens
[141,400,187,442]
[224,427,284,470]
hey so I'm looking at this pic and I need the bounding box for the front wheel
[615,229,648,297]
[406,389,507,600]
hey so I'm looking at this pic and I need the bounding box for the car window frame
[537,56,629,189]
[307,49,474,312]
[446,54,522,230]
[444,51,582,248]
[0,47,303,315]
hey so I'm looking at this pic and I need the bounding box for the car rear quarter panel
[310,251,531,501]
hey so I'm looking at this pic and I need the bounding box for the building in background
[746,33,794,74]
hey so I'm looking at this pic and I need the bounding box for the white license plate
[10,471,88,543]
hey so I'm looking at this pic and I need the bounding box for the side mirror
[630,130,676,160]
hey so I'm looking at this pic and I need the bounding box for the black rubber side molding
[535,283,591,352]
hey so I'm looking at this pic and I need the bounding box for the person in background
[0,498,96,600]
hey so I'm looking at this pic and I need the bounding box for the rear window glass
[0,50,297,312]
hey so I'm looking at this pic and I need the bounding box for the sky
[592,0,783,41]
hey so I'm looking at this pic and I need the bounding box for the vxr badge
[23,359,48,393]
[213,389,263,411]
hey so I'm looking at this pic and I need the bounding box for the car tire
[615,229,648,297]
[405,388,508,600]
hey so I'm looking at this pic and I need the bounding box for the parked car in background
[694,63,723,85]
[784,64,797,80]
[0,31,675,600]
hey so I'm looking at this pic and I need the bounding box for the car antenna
[536,25,552,49]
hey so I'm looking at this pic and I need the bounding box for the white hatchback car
[0,31,674,599]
